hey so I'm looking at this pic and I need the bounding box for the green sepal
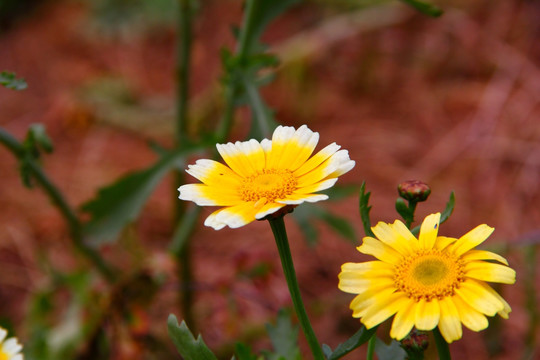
[167,314,218,360]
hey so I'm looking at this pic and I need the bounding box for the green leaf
[234,343,260,360]
[0,71,27,90]
[359,182,374,237]
[167,314,218,360]
[411,191,455,236]
[395,198,413,225]
[374,338,407,360]
[240,0,300,56]
[81,148,190,245]
[399,0,443,17]
[264,310,301,360]
[326,325,378,360]
[24,124,54,155]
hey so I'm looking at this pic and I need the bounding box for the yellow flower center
[394,249,465,302]
[240,169,297,203]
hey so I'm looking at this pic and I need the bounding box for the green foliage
[399,0,443,17]
[374,338,407,360]
[234,343,263,360]
[81,147,199,245]
[0,71,27,90]
[411,191,455,236]
[323,325,378,360]
[263,310,301,360]
[24,123,54,155]
[359,182,375,237]
[167,314,218,360]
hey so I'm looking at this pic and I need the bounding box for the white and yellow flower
[179,125,355,229]
[0,327,24,360]
[338,213,516,343]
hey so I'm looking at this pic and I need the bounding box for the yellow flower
[178,125,355,229]
[0,327,24,360]
[338,213,516,343]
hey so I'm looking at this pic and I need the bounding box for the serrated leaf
[167,314,218,360]
[326,325,377,360]
[374,338,407,360]
[399,0,443,17]
[0,71,27,90]
[359,182,374,237]
[411,191,455,236]
[264,310,301,360]
[81,147,193,245]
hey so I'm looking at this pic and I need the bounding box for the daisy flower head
[178,125,355,230]
[0,327,24,360]
[338,213,516,343]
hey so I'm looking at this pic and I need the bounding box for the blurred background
[0,0,539,358]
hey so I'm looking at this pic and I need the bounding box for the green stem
[405,200,417,229]
[433,328,451,360]
[366,334,376,360]
[268,216,325,360]
[0,128,116,282]
[175,0,196,329]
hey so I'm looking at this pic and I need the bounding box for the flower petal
[254,202,286,219]
[461,250,509,266]
[185,159,243,187]
[418,213,441,249]
[203,203,259,229]
[357,237,402,264]
[464,261,516,284]
[178,184,243,206]
[277,193,328,205]
[216,139,265,177]
[362,292,410,328]
[390,298,417,340]
[415,299,441,331]
[296,150,353,187]
[293,142,341,177]
[371,220,417,255]
[434,236,457,251]
[293,178,338,194]
[451,294,488,332]
[452,224,494,256]
[454,279,505,316]
[273,125,320,171]
[438,297,463,343]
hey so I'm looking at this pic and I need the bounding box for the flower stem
[366,334,376,360]
[268,216,325,360]
[433,328,451,360]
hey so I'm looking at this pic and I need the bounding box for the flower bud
[401,329,429,353]
[398,180,431,202]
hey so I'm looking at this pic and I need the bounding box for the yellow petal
[464,261,516,284]
[203,202,258,229]
[362,292,410,328]
[415,299,440,331]
[390,298,416,340]
[293,142,341,177]
[216,139,265,177]
[435,236,457,251]
[178,184,243,206]
[452,224,494,256]
[451,294,488,332]
[296,150,352,187]
[357,237,402,264]
[461,250,509,266]
[454,279,505,316]
[294,178,338,194]
[277,193,328,205]
[438,297,462,343]
[186,159,243,187]
[273,125,320,170]
[254,202,285,220]
[418,213,441,249]
[372,221,416,255]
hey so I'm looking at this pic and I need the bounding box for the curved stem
[268,216,325,360]
[433,328,451,360]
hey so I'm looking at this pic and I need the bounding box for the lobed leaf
[374,338,407,360]
[326,325,378,360]
[0,71,27,90]
[359,182,375,237]
[264,310,301,360]
[167,314,218,360]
